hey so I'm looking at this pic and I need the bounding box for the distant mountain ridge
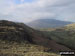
[27,19,73,29]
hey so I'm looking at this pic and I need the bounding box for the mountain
[27,19,72,29]
[41,23,75,50]
[0,20,46,44]
[0,20,72,56]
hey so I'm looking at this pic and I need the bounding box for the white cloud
[0,0,75,23]
[20,0,24,2]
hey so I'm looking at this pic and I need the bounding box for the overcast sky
[0,0,75,23]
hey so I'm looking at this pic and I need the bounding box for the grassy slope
[40,24,75,50]
[0,20,61,56]
[0,40,60,56]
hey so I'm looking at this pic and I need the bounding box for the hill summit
[27,19,72,29]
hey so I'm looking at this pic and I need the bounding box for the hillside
[0,20,72,56]
[27,19,72,29]
[41,24,75,50]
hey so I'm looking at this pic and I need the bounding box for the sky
[0,0,75,23]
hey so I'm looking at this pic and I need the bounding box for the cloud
[20,0,24,3]
[0,0,75,23]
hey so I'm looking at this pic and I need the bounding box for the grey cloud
[0,0,75,23]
